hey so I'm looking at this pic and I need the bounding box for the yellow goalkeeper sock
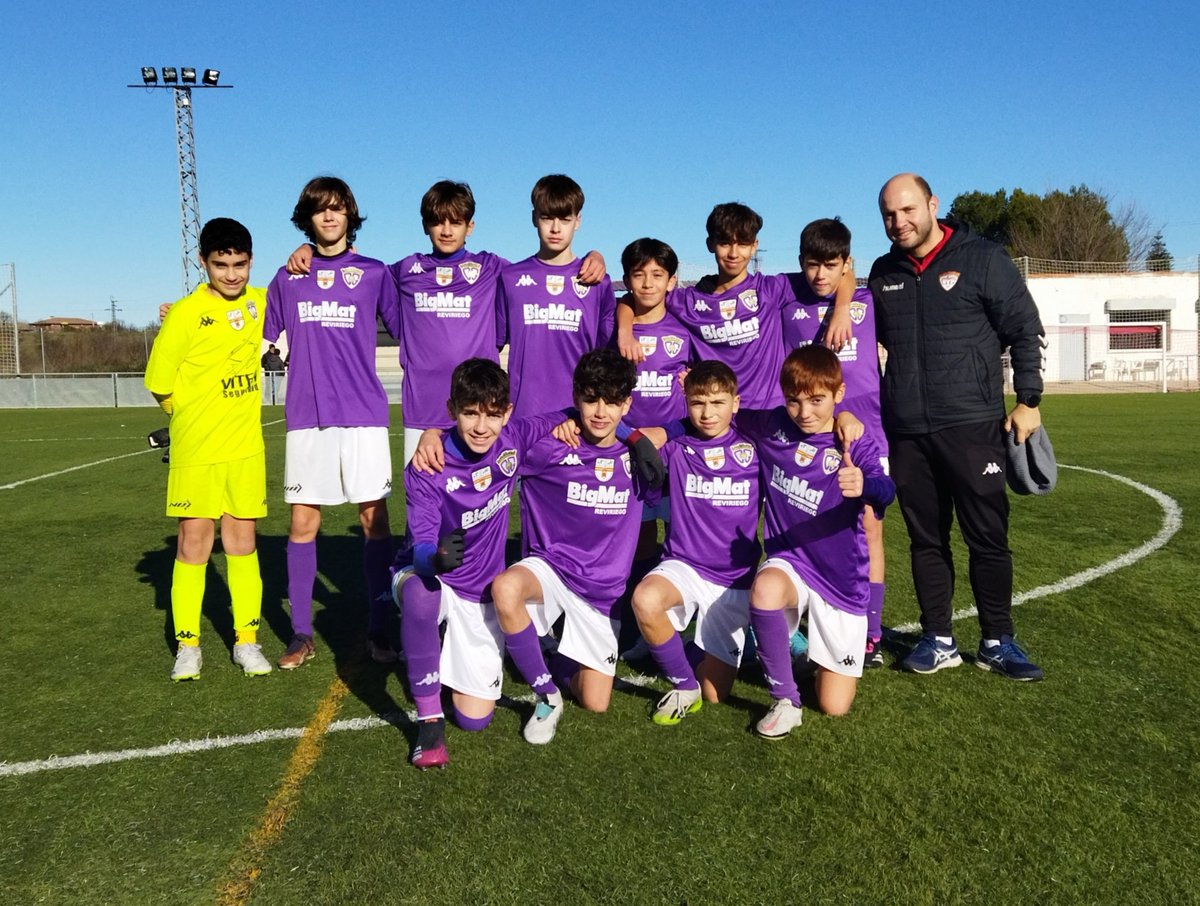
[228,550,263,646]
[171,560,206,646]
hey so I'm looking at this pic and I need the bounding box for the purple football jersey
[781,281,887,456]
[622,310,694,428]
[668,272,793,409]
[736,408,891,615]
[518,436,644,615]
[655,427,762,589]
[391,249,506,430]
[265,250,401,430]
[497,256,617,420]
[400,413,560,602]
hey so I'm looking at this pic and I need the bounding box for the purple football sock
[650,633,699,691]
[413,693,443,721]
[286,539,317,638]
[867,582,885,642]
[750,607,800,707]
[453,706,494,732]
[503,622,557,695]
[401,574,443,708]
[549,650,581,696]
[364,537,394,633]
[684,640,706,670]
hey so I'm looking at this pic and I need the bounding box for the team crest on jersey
[939,271,960,291]
[459,261,481,285]
[704,447,726,470]
[822,449,842,475]
[662,335,684,358]
[316,269,335,290]
[472,466,492,491]
[622,452,632,476]
[739,289,759,312]
[795,442,817,467]
[341,267,364,289]
[849,301,868,325]
[436,266,454,287]
[638,335,657,357]
[595,458,614,481]
[497,448,518,477]
[247,302,258,320]
[226,308,244,331]
[546,274,565,296]
[572,276,590,299]
[731,442,755,468]
[719,297,737,321]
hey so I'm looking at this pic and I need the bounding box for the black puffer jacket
[868,220,1044,435]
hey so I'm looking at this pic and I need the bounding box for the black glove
[433,529,466,573]
[628,431,665,491]
[147,427,170,449]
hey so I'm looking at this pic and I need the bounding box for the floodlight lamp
[141,67,157,85]
[181,67,196,84]
[162,67,178,83]
[202,69,220,86]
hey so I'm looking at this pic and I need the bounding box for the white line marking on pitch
[0,463,1180,778]
[0,419,286,491]
[891,463,1183,635]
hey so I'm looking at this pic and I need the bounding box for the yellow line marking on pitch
[215,676,350,905]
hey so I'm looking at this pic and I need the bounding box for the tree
[948,184,1152,263]
[1146,231,1173,271]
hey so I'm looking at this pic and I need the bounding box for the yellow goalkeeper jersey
[145,284,267,467]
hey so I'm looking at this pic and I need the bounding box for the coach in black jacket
[868,173,1045,681]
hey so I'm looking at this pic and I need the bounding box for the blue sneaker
[901,635,962,674]
[976,636,1044,681]
[789,628,808,659]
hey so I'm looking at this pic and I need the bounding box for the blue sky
[3,1,1198,327]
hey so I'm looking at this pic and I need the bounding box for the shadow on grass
[134,524,409,739]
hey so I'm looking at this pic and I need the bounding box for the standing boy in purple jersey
[285,180,606,466]
[264,177,402,670]
[619,237,694,566]
[616,203,856,409]
[393,359,572,769]
[491,349,649,745]
[735,346,894,738]
[782,218,889,668]
[630,361,761,725]
[497,174,617,420]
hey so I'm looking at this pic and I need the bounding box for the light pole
[128,67,231,296]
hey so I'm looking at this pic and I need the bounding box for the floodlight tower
[128,67,231,295]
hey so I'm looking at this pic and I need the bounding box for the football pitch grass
[1,395,1196,905]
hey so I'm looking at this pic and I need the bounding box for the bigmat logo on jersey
[297,300,357,328]
[771,465,825,515]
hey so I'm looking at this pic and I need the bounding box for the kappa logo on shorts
[546,274,565,296]
[739,289,759,312]
[731,442,755,468]
[199,316,215,327]
[795,442,817,467]
[595,458,615,481]
[822,449,842,475]
[939,271,960,291]
[459,261,481,285]
[497,448,518,477]
[516,274,536,288]
[982,461,1002,475]
[316,269,335,290]
[638,335,657,357]
[704,446,726,470]
[719,297,737,321]
[572,276,590,299]
[605,652,616,665]
[226,308,244,331]
[841,654,857,667]
[445,476,465,492]
[408,261,424,274]
[472,466,492,491]
[662,335,684,358]
[490,677,500,688]
[436,266,454,287]
[850,300,868,325]
[341,266,364,289]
